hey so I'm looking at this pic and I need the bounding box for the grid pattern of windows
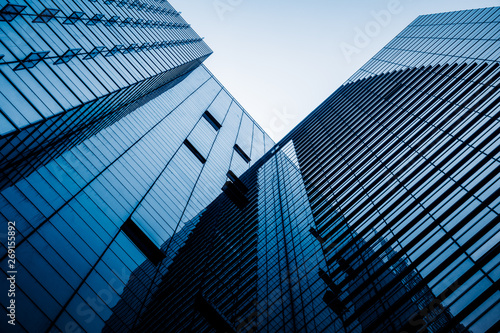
[1,5,499,333]
[0,64,273,333]
[105,7,500,333]
[348,7,500,82]
[251,141,342,332]
[278,8,500,332]
[0,0,213,191]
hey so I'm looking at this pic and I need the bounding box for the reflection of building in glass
[1,4,500,333]
[315,213,469,333]
[103,211,202,332]
[126,141,344,332]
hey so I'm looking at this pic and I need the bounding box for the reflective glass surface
[0,63,273,332]
[0,0,213,189]
[1,5,499,333]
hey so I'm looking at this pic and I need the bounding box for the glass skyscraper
[0,1,273,332]
[0,0,213,189]
[110,6,499,333]
[1,3,500,333]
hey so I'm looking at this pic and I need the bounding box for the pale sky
[169,0,500,140]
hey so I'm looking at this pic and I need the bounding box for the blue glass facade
[112,7,499,333]
[280,7,500,332]
[348,7,500,82]
[0,61,273,332]
[2,4,500,333]
[0,0,213,189]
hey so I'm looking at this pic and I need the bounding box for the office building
[0,1,273,332]
[0,0,213,189]
[112,6,500,333]
[2,3,500,333]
